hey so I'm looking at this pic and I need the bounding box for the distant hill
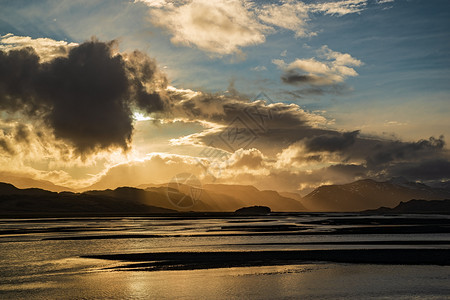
[0,182,54,196]
[302,179,450,212]
[365,199,450,214]
[138,183,307,212]
[3,178,449,215]
[96,182,307,212]
[0,183,175,216]
[0,182,307,216]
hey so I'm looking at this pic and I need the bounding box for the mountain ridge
[1,178,449,214]
[302,179,450,212]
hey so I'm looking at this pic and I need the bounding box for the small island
[234,206,271,215]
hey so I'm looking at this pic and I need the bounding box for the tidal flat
[1,213,449,299]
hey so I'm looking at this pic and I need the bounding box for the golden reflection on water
[1,216,450,299]
[44,264,450,299]
[74,265,319,299]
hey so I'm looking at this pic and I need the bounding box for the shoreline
[1,210,450,219]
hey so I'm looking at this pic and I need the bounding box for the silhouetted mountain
[0,183,175,216]
[0,181,308,215]
[138,184,304,212]
[0,182,23,194]
[86,185,214,212]
[302,179,450,212]
[131,183,307,212]
[0,182,54,196]
[4,178,448,215]
[366,199,450,214]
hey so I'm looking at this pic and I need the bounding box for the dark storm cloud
[326,163,368,178]
[125,50,166,113]
[167,88,449,184]
[364,136,445,168]
[0,39,166,155]
[0,47,41,115]
[171,89,449,184]
[3,37,447,185]
[165,88,336,154]
[387,159,450,181]
[37,40,134,153]
[167,88,314,128]
[304,130,359,152]
[327,135,450,184]
[281,71,319,85]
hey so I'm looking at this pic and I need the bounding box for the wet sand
[83,249,450,271]
[1,214,449,299]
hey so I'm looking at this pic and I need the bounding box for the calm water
[1,213,449,299]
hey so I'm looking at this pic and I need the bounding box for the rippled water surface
[1,213,449,299]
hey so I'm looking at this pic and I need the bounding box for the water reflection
[0,214,449,299]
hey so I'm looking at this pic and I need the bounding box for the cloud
[45,110,448,192]
[251,65,267,71]
[0,36,167,156]
[135,0,169,8]
[164,86,322,125]
[387,159,450,181]
[164,85,447,181]
[271,131,449,189]
[318,45,362,67]
[309,0,368,16]
[0,137,15,155]
[257,1,310,37]
[228,148,265,169]
[1,28,448,193]
[274,130,359,168]
[210,162,369,195]
[88,153,208,190]
[39,40,136,154]
[283,85,352,98]
[149,0,269,55]
[274,45,362,86]
[0,33,78,62]
[149,133,448,194]
[13,123,31,144]
[85,148,370,194]
[363,136,446,168]
[304,130,359,152]
[139,0,375,56]
[165,87,336,155]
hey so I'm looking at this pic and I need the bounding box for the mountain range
[301,178,450,212]
[0,178,449,215]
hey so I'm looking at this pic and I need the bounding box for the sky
[0,0,449,194]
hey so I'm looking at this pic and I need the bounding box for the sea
[0,213,449,299]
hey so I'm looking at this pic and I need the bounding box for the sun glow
[133,112,154,122]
